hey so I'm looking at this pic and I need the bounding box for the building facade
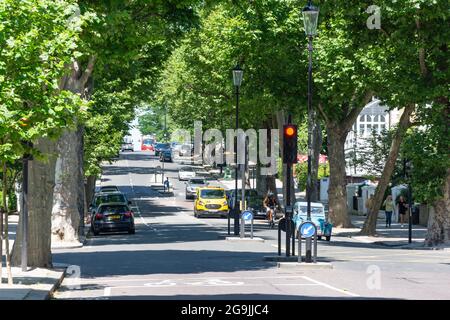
[345,98,403,177]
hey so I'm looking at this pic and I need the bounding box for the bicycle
[266,206,276,229]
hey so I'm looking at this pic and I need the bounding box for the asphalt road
[53,151,450,300]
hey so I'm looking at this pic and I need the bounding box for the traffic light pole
[286,162,291,257]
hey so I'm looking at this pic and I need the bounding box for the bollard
[292,228,296,256]
[298,233,302,263]
[250,217,254,239]
[313,233,318,263]
[278,223,282,256]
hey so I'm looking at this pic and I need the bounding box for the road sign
[242,210,253,221]
[300,221,316,238]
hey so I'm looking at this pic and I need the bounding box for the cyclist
[263,191,278,228]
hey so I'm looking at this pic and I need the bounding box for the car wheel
[93,229,99,236]
[317,235,322,240]
[326,236,331,241]
[128,228,135,234]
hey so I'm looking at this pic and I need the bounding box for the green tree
[403,104,450,246]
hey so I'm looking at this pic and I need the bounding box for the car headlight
[198,201,205,206]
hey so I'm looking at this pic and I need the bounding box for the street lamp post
[232,64,243,236]
[21,141,33,272]
[302,0,319,262]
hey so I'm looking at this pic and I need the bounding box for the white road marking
[125,159,155,230]
[301,276,360,297]
[75,275,317,284]
[103,287,111,297]
[144,280,177,287]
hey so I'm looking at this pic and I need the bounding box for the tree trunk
[327,124,352,227]
[425,169,450,246]
[311,109,322,202]
[360,104,415,235]
[11,138,56,268]
[51,58,95,244]
[51,125,84,243]
[2,163,13,284]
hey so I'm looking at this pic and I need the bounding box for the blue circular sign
[300,222,316,238]
[242,210,253,221]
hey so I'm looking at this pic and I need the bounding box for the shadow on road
[54,249,277,278]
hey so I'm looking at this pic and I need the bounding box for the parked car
[178,166,196,181]
[179,143,194,157]
[91,202,135,235]
[293,201,333,241]
[194,187,229,218]
[121,142,134,152]
[154,143,171,156]
[227,189,268,219]
[193,167,211,180]
[159,149,173,162]
[185,178,208,199]
[99,185,119,193]
[88,191,131,218]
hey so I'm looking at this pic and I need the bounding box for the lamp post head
[232,64,243,87]
[302,0,319,37]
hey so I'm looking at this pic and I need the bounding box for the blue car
[293,201,332,241]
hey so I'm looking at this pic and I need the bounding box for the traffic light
[283,124,298,164]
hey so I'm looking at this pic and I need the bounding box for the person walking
[164,177,170,192]
[397,195,408,227]
[383,195,394,228]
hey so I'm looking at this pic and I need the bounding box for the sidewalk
[0,266,66,300]
[1,215,78,300]
[332,215,438,249]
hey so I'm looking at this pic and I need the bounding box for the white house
[345,98,403,177]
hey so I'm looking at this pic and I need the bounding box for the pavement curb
[277,262,333,270]
[225,237,265,243]
[23,267,67,300]
[46,268,67,300]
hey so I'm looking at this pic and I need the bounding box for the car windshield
[99,205,128,214]
[95,194,126,206]
[190,179,206,185]
[156,143,170,149]
[100,186,118,191]
[200,189,225,199]
[180,167,193,172]
[298,206,324,215]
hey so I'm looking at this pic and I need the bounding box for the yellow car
[194,187,229,218]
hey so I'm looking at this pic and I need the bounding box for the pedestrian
[383,195,394,228]
[164,177,170,192]
[397,195,408,227]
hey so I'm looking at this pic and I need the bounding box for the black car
[91,203,135,235]
[99,185,119,193]
[155,143,171,156]
[88,191,131,218]
[159,149,172,162]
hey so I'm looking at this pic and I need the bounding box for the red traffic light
[284,125,296,137]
